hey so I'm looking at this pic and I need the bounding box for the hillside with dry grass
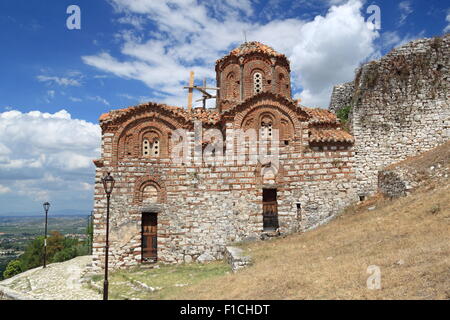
[169,179,449,299]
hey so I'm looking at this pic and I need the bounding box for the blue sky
[0,0,448,215]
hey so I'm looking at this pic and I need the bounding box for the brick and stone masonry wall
[91,127,358,270]
[330,34,450,198]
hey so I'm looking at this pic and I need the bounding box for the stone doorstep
[225,246,252,273]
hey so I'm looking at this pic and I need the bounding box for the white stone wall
[329,82,354,113]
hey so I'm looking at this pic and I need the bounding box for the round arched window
[254,72,263,94]
[142,185,158,204]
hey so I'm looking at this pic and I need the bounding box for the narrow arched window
[254,72,263,94]
[143,139,150,157]
[152,139,160,157]
[278,73,285,94]
[261,118,273,138]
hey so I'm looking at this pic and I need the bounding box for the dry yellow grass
[168,178,450,300]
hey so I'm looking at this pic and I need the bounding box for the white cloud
[380,30,426,52]
[445,11,450,33]
[118,93,152,103]
[37,75,82,87]
[88,95,110,106]
[0,185,11,194]
[69,96,83,102]
[83,0,379,108]
[44,90,56,103]
[399,1,413,25]
[80,182,94,191]
[0,109,101,209]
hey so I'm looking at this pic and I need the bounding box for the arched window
[261,116,273,139]
[152,139,160,157]
[125,135,133,157]
[143,138,160,158]
[254,72,263,94]
[143,139,150,157]
[142,185,158,204]
[278,73,285,94]
[226,72,239,100]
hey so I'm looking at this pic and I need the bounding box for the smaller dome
[216,41,289,68]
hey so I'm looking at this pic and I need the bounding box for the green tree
[19,236,44,270]
[3,260,23,279]
[13,231,89,275]
[46,231,65,258]
[52,246,78,263]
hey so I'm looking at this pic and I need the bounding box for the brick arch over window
[254,162,286,186]
[133,176,166,205]
[115,115,183,164]
[230,97,306,151]
[122,134,134,158]
[243,59,271,99]
[240,105,297,141]
[225,71,239,100]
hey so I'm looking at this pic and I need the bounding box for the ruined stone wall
[91,128,358,270]
[329,81,354,114]
[378,141,450,199]
[330,34,450,198]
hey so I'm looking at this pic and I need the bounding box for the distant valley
[0,215,90,280]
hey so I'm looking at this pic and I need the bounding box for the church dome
[216,41,289,68]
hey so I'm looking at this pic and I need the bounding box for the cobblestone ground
[0,256,101,300]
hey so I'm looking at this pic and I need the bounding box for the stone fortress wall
[329,82,354,114]
[330,34,450,198]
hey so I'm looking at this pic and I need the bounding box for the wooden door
[142,213,157,262]
[263,189,279,231]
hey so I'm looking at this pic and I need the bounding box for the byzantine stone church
[92,42,356,269]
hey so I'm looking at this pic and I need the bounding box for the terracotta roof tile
[99,102,220,126]
[302,107,339,124]
[216,41,289,65]
[309,128,354,143]
[230,42,283,57]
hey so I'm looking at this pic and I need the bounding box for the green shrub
[337,105,351,123]
[3,260,23,279]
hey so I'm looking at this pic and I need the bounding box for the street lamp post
[102,172,115,301]
[43,202,50,268]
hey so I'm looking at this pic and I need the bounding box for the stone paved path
[0,256,101,300]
